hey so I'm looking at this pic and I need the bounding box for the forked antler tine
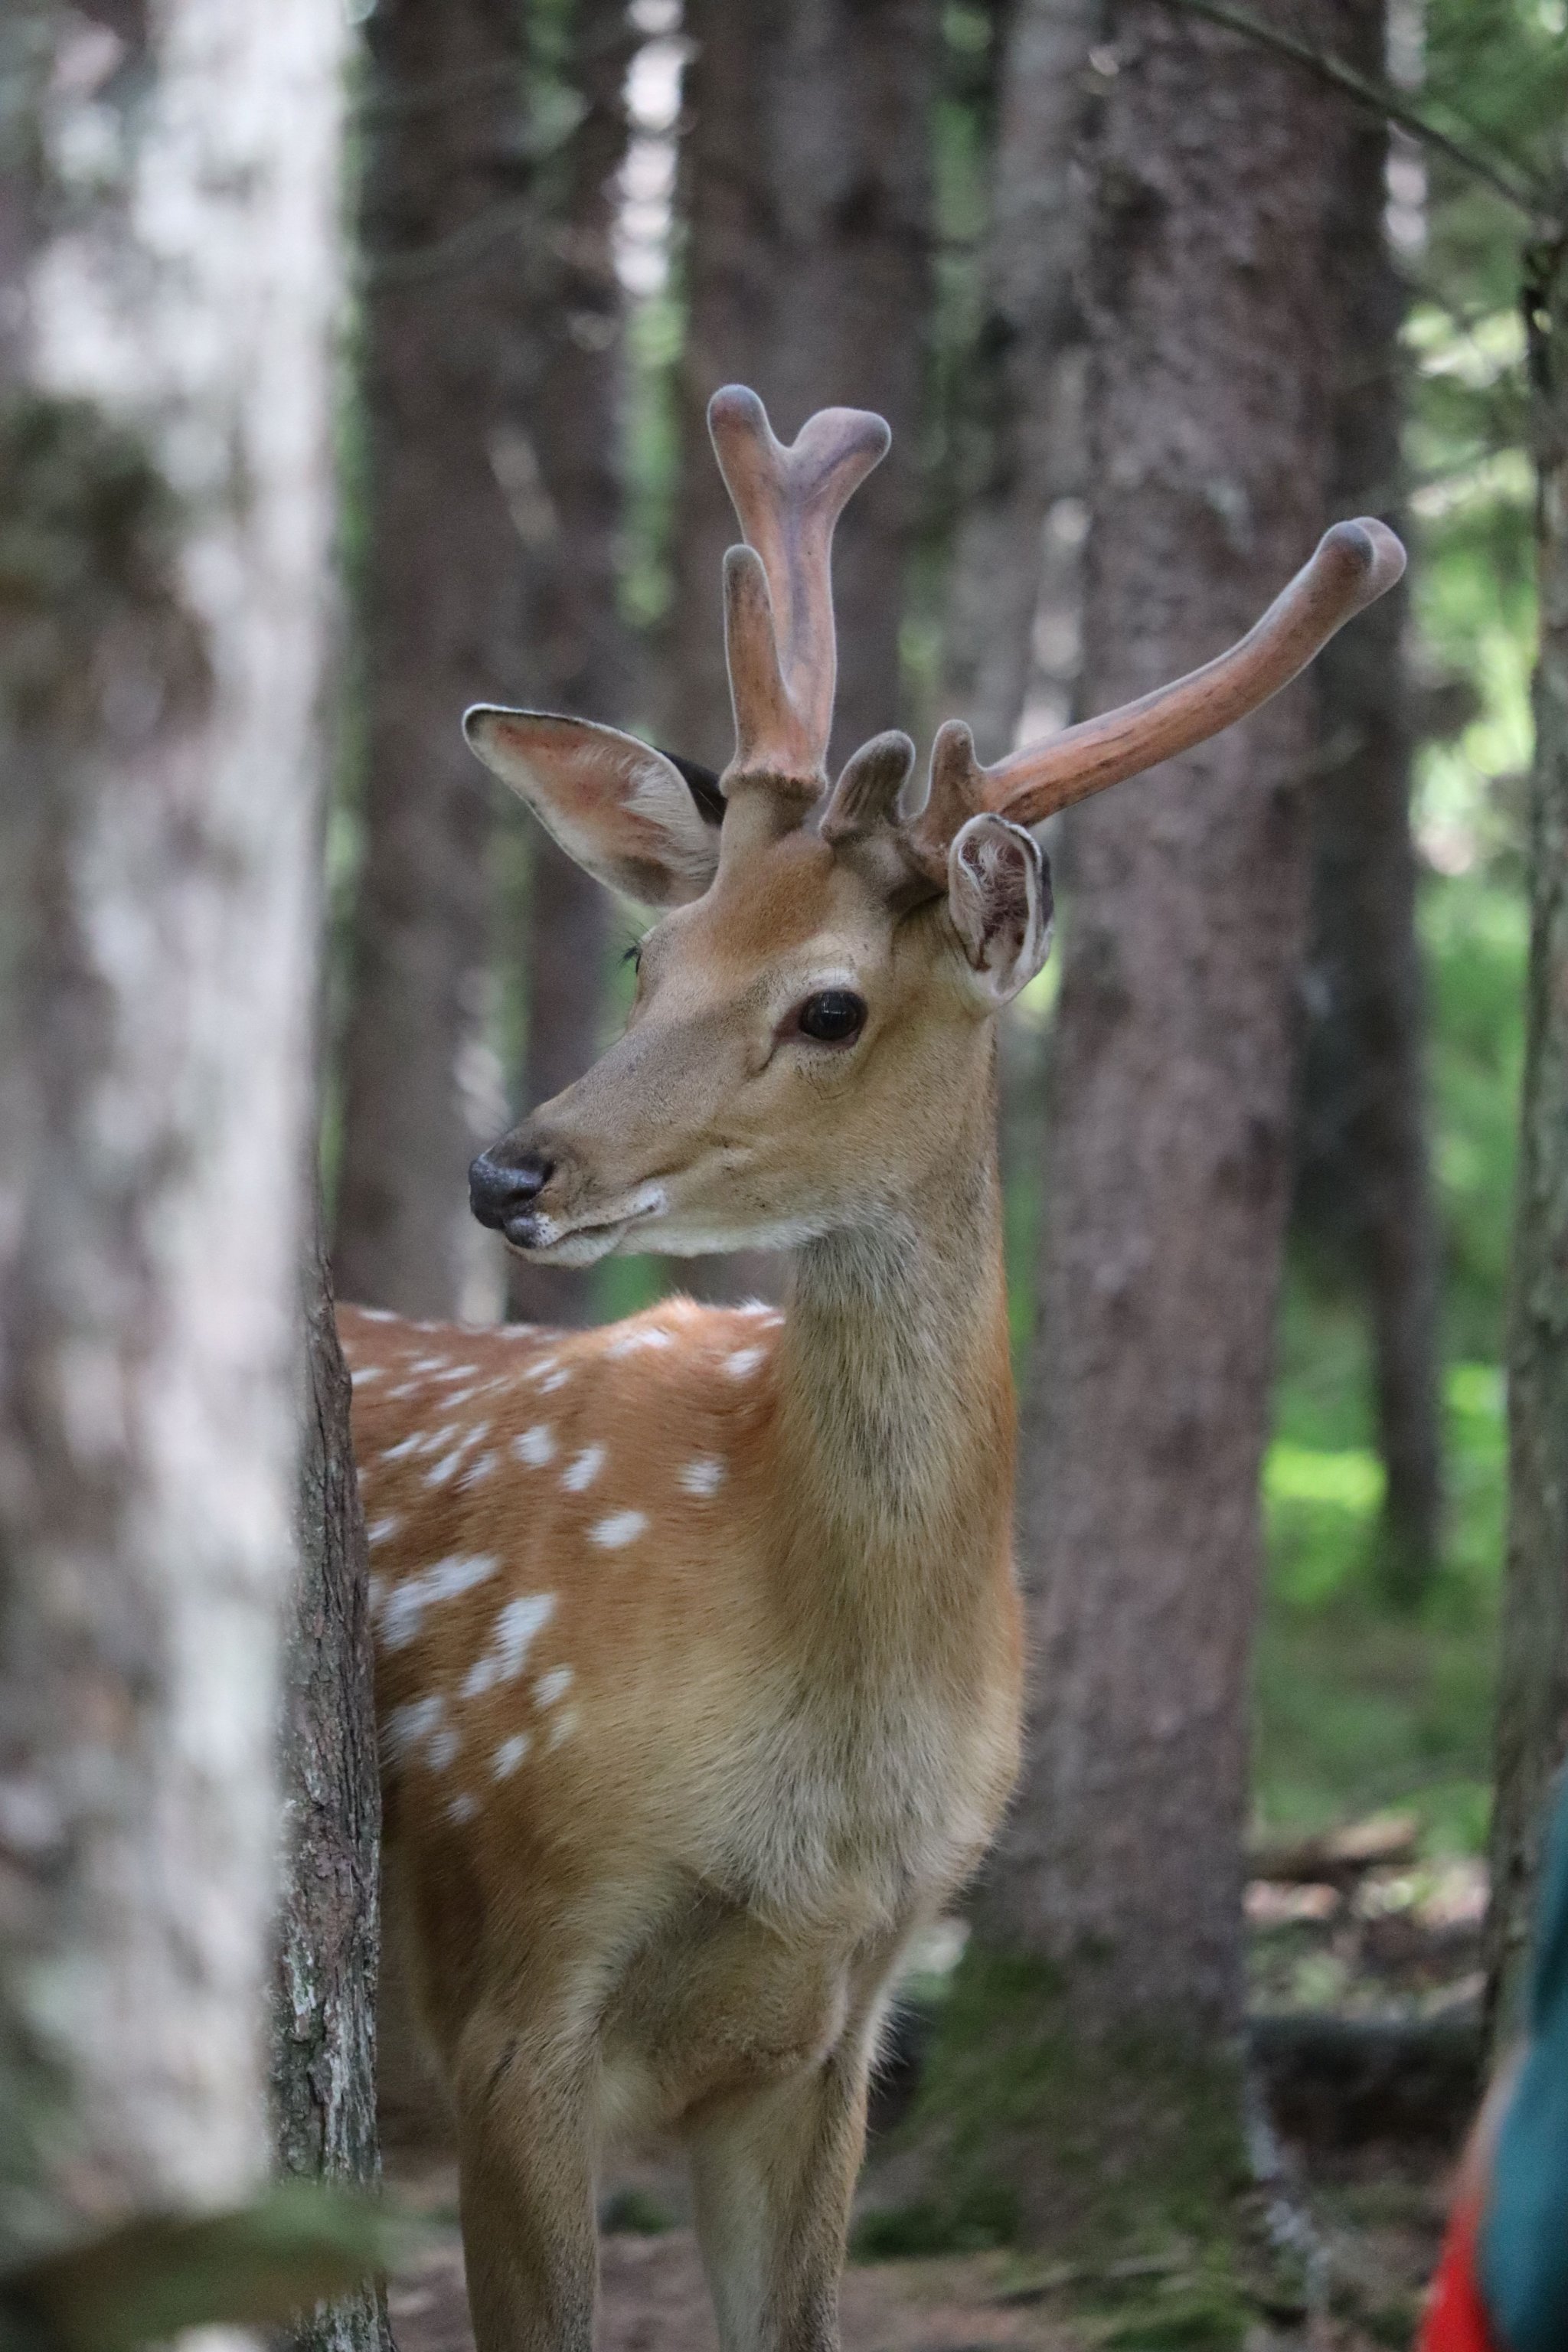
[982,518,1406,830]
[723,546,820,789]
[709,385,890,782]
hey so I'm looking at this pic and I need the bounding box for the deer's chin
[503,1184,668,1266]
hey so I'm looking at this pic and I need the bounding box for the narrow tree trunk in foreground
[1297,0,1442,1605]
[508,0,635,1330]
[1487,228,1568,2047]
[335,0,540,1321]
[0,0,341,2265]
[671,0,939,774]
[943,0,1333,2272]
[941,0,1093,764]
[273,1229,392,2352]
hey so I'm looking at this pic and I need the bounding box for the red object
[1419,2195,1501,2352]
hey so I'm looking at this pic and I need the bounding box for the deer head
[465,386,1403,1264]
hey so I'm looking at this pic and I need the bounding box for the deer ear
[465,708,722,909]
[946,813,1054,1008]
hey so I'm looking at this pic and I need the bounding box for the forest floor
[383,1831,1477,2350]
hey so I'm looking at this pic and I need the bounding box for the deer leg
[687,2045,871,2352]
[452,2019,598,2352]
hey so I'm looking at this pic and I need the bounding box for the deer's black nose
[469,1150,554,1232]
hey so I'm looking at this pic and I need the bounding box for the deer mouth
[503,1183,668,1266]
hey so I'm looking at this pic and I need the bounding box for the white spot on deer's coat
[380,1553,501,1649]
[540,1367,573,1393]
[547,1706,581,1749]
[534,1666,574,1708]
[423,1422,492,1488]
[381,1431,426,1462]
[415,1422,461,1458]
[351,1364,384,1387]
[608,1327,674,1357]
[387,1381,421,1400]
[678,1458,724,1498]
[368,1574,386,1611]
[492,1732,531,1779]
[562,1443,606,1492]
[524,1357,560,1384]
[724,1347,766,1379]
[367,1513,403,1548]
[427,1726,460,1772]
[360,1307,396,1322]
[514,1424,556,1468]
[460,1451,498,1489]
[462,1592,557,1696]
[409,1356,449,1374]
[430,1364,479,1383]
[384,1695,444,1762]
[448,1791,479,1823]
[590,1510,647,1550]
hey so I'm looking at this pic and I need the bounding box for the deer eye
[795,989,867,1045]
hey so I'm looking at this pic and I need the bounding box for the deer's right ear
[464,708,723,908]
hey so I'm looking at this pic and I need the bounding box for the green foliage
[2,2184,400,2352]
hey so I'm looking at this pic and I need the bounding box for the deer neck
[769,1050,1014,1614]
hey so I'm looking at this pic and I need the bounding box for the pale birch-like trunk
[0,0,342,2278]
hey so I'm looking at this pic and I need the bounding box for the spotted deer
[341,385,1403,2351]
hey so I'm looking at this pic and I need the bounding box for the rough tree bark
[0,0,341,2273]
[334,0,542,1322]
[1487,226,1568,2045]
[943,0,1334,2269]
[507,0,635,1331]
[940,0,1093,765]
[665,0,937,1306]
[272,1228,392,2352]
[1296,0,1442,1604]
[670,0,939,775]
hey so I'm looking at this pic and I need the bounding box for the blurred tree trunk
[949,0,1334,2260]
[507,0,635,1330]
[1295,0,1442,1605]
[335,0,542,1323]
[0,0,340,2269]
[272,1228,392,2352]
[670,0,939,775]
[1487,227,1568,2047]
[940,0,1093,765]
[668,0,937,1305]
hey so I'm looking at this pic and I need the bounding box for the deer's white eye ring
[794,989,867,1045]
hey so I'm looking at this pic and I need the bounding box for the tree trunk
[669,0,939,776]
[945,0,1334,2269]
[272,1227,392,2352]
[507,0,635,1332]
[1486,227,1568,2047]
[0,0,341,2267]
[940,0,1093,766]
[334,0,542,1322]
[1295,0,1442,1605]
[665,0,937,1307]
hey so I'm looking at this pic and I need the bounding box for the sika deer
[341,384,1403,2351]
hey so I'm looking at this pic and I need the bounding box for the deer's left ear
[465,708,722,908]
[945,813,1054,1008]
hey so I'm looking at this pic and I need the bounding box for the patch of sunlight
[1010,952,1060,1030]
[1266,1442,1386,1514]
[1405,301,1525,388]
